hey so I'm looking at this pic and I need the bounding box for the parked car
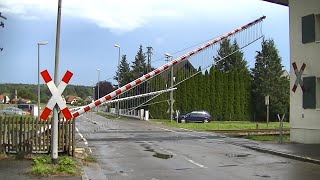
[0,107,27,115]
[180,111,211,123]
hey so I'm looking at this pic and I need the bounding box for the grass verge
[243,134,290,142]
[150,119,289,131]
[30,154,81,177]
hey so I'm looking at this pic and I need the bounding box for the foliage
[31,155,80,176]
[94,81,115,99]
[251,38,290,121]
[214,39,248,73]
[114,55,131,87]
[0,83,92,104]
[131,45,147,81]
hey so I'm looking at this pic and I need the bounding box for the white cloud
[0,0,275,33]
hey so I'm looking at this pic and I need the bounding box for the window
[302,14,320,44]
[315,14,320,42]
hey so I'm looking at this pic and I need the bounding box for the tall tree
[131,45,147,80]
[214,39,248,73]
[251,38,289,121]
[114,55,131,87]
[95,81,115,99]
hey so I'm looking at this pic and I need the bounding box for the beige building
[265,0,320,143]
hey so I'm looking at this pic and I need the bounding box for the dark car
[180,111,211,123]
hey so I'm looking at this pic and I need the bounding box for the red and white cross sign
[40,70,73,121]
[292,62,306,93]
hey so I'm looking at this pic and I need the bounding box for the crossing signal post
[165,53,174,122]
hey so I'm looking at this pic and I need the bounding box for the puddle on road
[141,144,173,160]
[153,152,173,159]
[255,174,271,178]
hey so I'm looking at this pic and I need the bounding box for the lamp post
[164,53,174,122]
[96,69,100,111]
[114,44,121,117]
[37,41,48,120]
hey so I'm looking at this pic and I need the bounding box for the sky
[0,0,289,86]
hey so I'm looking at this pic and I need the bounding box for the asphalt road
[76,112,320,180]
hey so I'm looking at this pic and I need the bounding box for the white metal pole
[37,42,48,120]
[97,69,100,112]
[52,0,62,164]
[38,44,40,120]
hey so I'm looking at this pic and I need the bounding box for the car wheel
[203,119,209,123]
[180,119,186,123]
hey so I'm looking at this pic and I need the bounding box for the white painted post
[140,109,144,120]
[145,110,149,121]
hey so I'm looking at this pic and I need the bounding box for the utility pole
[52,0,62,164]
[146,47,153,72]
[165,53,174,122]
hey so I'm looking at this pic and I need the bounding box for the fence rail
[0,116,75,156]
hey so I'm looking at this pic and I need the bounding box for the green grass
[31,155,81,176]
[243,134,290,142]
[150,119,289,131]
[96,112,129,121]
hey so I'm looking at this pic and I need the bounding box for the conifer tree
[251,38,289,121]
[131,45,147,80]
[114,55,131,86]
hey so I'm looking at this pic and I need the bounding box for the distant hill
[0,83,93,104]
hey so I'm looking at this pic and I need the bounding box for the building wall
[289,0,320,143]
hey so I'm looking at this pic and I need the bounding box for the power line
[0,12,6,52]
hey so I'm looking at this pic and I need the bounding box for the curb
[241,144,320,165]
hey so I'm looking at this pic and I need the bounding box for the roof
[262,0,288,6]
[67,96,81,102]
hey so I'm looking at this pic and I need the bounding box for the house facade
[0,95,10,104]
[265,0,320,143]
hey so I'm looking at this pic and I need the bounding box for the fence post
[19,116,23,152]
[72,118,75,157]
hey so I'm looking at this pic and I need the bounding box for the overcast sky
[0,0,289,86]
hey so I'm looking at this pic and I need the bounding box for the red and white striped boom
[72,16,266,118]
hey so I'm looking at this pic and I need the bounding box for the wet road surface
[76,112,320,180]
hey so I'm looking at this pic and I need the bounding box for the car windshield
[191,111,209,115]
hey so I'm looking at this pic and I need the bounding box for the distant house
[281,70,290,79]
[84,96,94,103]
[19,98,31,104]
[0,95,10,104]
[66,96,82,105]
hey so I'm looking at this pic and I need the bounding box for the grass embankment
[244,134,290,142]
[150,120,289,131]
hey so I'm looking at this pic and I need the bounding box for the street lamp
[114,44,121,117]
[96,69,100,112]
[96,69,100,98]
[37,41,48,120]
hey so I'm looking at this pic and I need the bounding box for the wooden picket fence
[0,116,75,156]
